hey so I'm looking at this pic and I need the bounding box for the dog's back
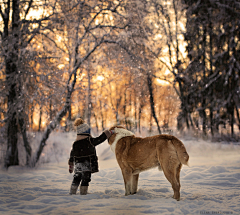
[117,134,189,174]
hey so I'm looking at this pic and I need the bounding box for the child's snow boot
[80,186,88,195]
[69,185,78,195]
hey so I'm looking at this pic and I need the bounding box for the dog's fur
[108,126,189,201]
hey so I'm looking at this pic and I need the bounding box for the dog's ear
[109,126,116,131]
[108,133,116,145]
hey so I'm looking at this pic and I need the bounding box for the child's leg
[81,171,91,186]
[70,172,82,194]
[80,171,91,195]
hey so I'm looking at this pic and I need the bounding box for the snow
[0,131,240,215]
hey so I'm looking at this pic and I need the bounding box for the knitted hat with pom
[74,118,90,134]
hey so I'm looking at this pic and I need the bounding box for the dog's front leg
[122,169,132,196]
[131,174,139,194]
[125,179,132,196]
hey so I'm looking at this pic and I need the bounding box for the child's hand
[69,165,73,173]
[110,130,115,135]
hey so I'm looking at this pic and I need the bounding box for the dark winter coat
[68,132,108,173]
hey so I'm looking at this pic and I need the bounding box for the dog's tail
[171,137,189,166]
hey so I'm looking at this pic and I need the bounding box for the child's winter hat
[74,118,90,134]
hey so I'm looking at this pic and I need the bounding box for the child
[68,118,114,195]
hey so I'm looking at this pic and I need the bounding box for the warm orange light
[58,64,65,69]
[156,79,169,85]
[96,76,104,81]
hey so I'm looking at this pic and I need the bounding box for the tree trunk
[49,99,53,121]
[210,108,214,137]
[115,109,119,125]
[202,27,207,137]
[184,107,190,129]
[123,89,128,129]
[38,106,42,132]
[138,105,142,133]
[99,83,105,131]
[6,112,19,168]
[93,112,99,133]
[129,91,132,131]
[147,73,161,134]
[201,103,207,137]
[5,0,20,168]
[65,100,72,132]
[87,69,92,128]
[68,100,72,121]
[149,112,152,132]
[134,94,137,131]
[19,116,32,165]
[209,20,214,137]
[30,104,34,131]
[100,100,105,131]
[216,109,220,132]
[235,105,240,131]
[188,113,194,129]
[229,105,234,138]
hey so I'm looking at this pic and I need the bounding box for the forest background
[0,0,239,168]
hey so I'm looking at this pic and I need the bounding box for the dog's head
[108,125,125,146]
[108,126,134,147]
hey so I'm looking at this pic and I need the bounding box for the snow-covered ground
[0,131,240,215]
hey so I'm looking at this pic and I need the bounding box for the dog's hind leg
[131,174,139,194]
[172,165,181,201]
[176,164,182,186]
[121,168,133,196]
[172,163,182,200]
[157,142,181,201]
[162,162,181,201]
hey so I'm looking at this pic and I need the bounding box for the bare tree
[0,0,59,167]
[0,0,128,167]
[34,0,128,165]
